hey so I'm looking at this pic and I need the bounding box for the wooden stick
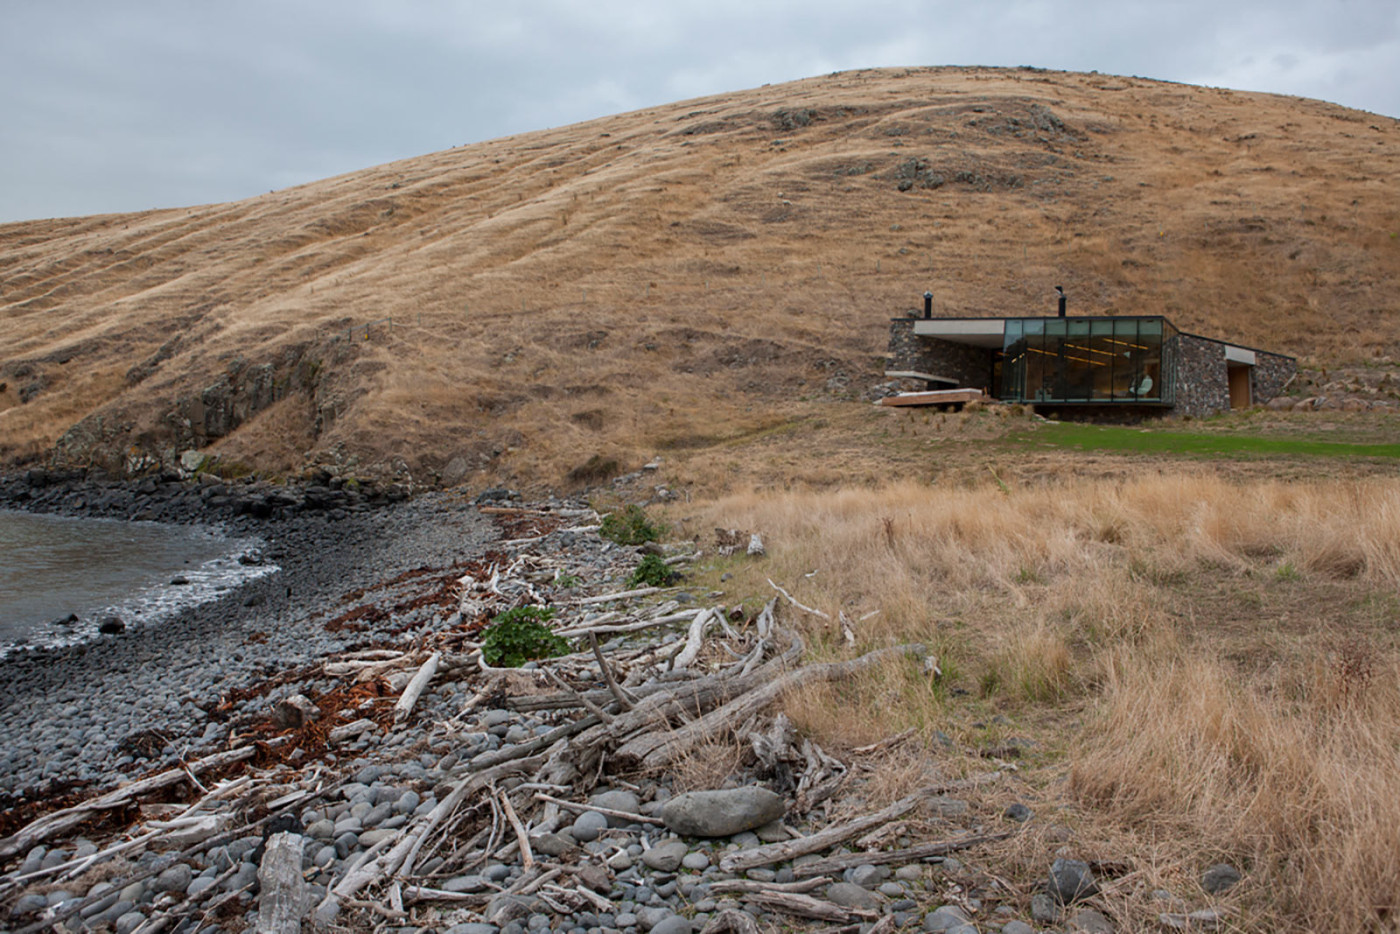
[403,886,488,904]
[499,790,534,870]
[767,579,830,620]
[852,728,917,755]
[708,877,833,895]
[672,608,716,670]
[394,651,441,723]
[567,586,665,606]
[743,890,873,922]
[543,667,615,724]
[791,831,1015,878]
[590,631,637,709]
[533,792,665,826]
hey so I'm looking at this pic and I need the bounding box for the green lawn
[1008,421,1400,459]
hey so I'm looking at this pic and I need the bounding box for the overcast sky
[1,1,1396,224]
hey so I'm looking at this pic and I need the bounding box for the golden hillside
[1,66,1397,488]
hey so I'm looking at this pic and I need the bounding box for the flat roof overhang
[911,318,1005,348]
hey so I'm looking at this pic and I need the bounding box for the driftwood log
[614,643,927,771]
[255,832,307,934]
[0,745,256,859]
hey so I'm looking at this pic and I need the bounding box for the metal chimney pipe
[923,291,933,319]
[1055,285,1066,317]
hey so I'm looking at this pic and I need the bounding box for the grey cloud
[0,0,1395,222]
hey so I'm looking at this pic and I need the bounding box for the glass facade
[999,316,1176,405]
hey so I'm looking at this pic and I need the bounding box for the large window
[1001,317,1176,404]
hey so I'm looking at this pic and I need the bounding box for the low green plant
[480,606,569,668]
[554,571,581,589]
[628,554,674,588]
[1275,561,1302,582]
[600,505,663,545]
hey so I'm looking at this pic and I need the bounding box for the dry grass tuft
[667,732,749,794]
[1073,644,1400,930]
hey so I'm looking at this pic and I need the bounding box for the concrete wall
[887,319,995,389]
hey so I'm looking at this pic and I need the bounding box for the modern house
[886,292,1295,417]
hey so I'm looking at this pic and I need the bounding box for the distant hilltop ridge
[1,66,1397,488]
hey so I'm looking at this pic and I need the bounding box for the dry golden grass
[1,66,1398,485]
[683,472,1400,931]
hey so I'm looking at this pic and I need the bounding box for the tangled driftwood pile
[0,505,1014,934]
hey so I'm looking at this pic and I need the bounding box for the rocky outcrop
[53,344,327,476]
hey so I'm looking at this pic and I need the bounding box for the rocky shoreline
[0,470,505,800]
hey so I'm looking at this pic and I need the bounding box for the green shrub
[480,606,569,668]
[628,554,674,588]
[600,505,662,545]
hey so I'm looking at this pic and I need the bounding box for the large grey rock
[643,840,690,872]
[637,906,677,931]
[660,787,785,837]
[650,917,694,934]
[1048,857,1099,904]
[590,789,642,827]
[1031,892,1060,923]
[444,925,499,934]
[444,875,489,894]
[11,893,49,916]
[273,694,320,729]
[850,863,888,888]
[923,906,970,932]
[826,881,880,911]
[1201,863,1241,894]
[1002,922,1036,934]
[1069,907,1114,933]
[531,833,577,857]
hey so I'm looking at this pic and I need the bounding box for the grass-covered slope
[1,66,1397,488]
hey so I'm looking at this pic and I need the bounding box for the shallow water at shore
[0,509,273,653]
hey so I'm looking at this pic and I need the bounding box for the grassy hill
[1,65,1397,489]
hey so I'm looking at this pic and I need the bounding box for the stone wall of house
[1174,335,1297,416]
[1173,334,1230,417]
[887,319,995,389]
[1251,350,1297,403]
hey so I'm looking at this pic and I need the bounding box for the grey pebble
[116,911,147,934]
[153,863,193,894]
[642,840,689,872]
[573,810,609,843]
[681,851,710,871]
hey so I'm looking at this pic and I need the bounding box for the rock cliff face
[53,345,326,475]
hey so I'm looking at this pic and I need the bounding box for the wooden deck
[876,388,988,408]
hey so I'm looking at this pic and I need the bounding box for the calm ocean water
[0,510,275,653]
